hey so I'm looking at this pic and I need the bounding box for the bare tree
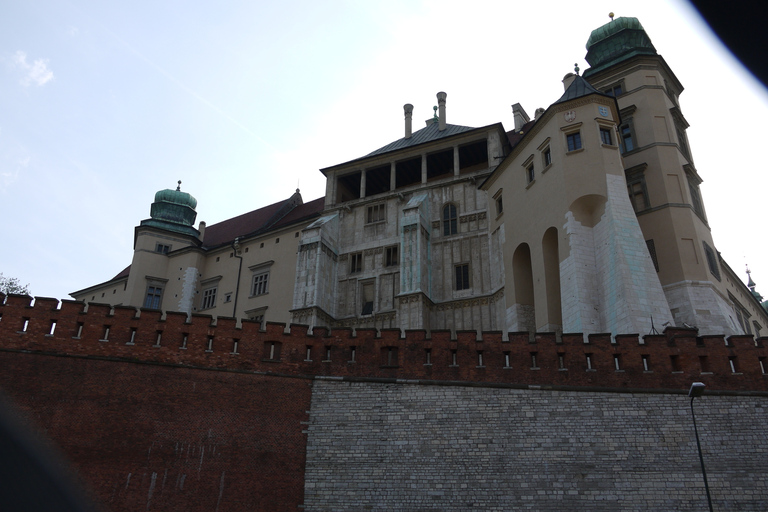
[0,273,31,295]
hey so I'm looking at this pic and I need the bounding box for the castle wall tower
[583,17,741,334]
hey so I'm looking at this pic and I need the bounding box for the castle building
[71,17,768,337]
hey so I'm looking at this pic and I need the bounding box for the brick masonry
[304,381,768,511]
[1,293,767,511]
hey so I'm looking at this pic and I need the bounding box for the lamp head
[688,382,706,398]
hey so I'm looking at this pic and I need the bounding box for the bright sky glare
[1,0,766,304]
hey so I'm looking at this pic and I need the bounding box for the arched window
[442,204,457,236]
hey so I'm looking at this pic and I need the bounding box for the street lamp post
[688,382,714,512]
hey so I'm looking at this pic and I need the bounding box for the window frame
[201,286,217,310]
[703,241,721,281]
[385,245,399,267]
[350,252,363,274]
[599,127,613,146]
[442,203,458,236]
[143,278,168,310]
[454,263,471,291]
[249,261,274,297]
[366,203,386,224]
[625,163,650,213]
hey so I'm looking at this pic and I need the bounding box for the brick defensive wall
[1,293,768,511]
[1,293,767,392]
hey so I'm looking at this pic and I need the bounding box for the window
[646,240,659,272]
[543,147,552,167]
[350,252,363,274]
[604,83,623,96]
[600,127,613,145]
[686,168,706,220]
[367,203,386,224]
[566,132,582,151]
[144,285,163,309]
[425,349,432,365]
[443,204,458,236]
[155,243,170,254]
[252,272,269,295]
[495,195,503,215]
[642,355,650,372]
[526,163,534,184]
[385,246,399,267]
[201,287,217,309]
[455,263,470,290]
[626,164,649,212]
[246,307,267,324]
[731,295,752,334]
[703,242,721,281]
[361,280,374,315]
[619,123,635,153]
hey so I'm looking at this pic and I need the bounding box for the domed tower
[140,181,200,238]
[583,16,742,334]
[125,182,206,314]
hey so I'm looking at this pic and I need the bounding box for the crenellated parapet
[2,293,767,392]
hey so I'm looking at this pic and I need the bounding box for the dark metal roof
[554,75,604,104]
[365,121,476,158]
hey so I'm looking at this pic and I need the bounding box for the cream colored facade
[71,190,320,326]
[72,17,768,337]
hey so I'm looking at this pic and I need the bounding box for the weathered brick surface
[1,295,767,392]
[304,380,768,511]
[0,351,311,512]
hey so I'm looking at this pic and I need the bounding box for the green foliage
[0,273,31,295]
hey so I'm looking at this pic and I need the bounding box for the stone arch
[542,227,562,332]
[569,194,607,227]
[512,243,536,332]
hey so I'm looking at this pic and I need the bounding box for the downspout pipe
[232,237,243,318]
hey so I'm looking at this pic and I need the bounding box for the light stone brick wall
[303,380,768,512]
[665,280,742,336]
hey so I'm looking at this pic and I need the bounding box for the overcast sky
[2,0,766,304]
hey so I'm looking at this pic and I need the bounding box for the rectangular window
[586,353,593,370]
[604,83,623,96]
[155,243,170,254]
[646,239,659,272]
[367,203,386,224]
[642,355,650,372]
[451,349,458,367]
[350,252,363,274]
[231,339,239,354]
[558,352,566,370]
[455,264,470,291]
[350,346,356,363]
[729,356,738,373]
[600,127,613,145]
[305,346,312,361]
[566,132,582,151]
[425,349,432,365]
[385,246,399,267]
[495,195,503,215]
[144,286,163,309]
[504,352,511,368]
[477,351,484,367]
[526,163,534,183]
[252,272,269,296]
[703,242,721,281]
[154,331,162,347]
[687,172,706,219]
[201,287,217,309]
[759,357,766,375]
[614,355,621,370]
[619,123,635,153]
[361,281,374,316]
[530,352,538,369]
[543,147,552,167]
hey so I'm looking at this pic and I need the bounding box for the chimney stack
[198,221,206,241]
[562,72,577,91]
[511,103,530,132]
[437,91,447,131]
[404,104,413,138]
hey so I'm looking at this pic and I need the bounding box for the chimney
[198,221,206,241]
[511,103,530,132]
[404,104,413,138]
[437,91,447,131]
[534,107,545,120]
[562,72,577,91]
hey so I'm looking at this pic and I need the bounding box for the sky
[1,0,766,303]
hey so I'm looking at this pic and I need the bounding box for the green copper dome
[154,188,197,210]
[583,17,657,77]
[140,182,200,238]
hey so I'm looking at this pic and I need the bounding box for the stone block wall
[304,380,768,512]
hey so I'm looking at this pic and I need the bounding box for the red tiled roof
[506,120,537,149]
[202,194,324,248]
[113,265,131,280]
